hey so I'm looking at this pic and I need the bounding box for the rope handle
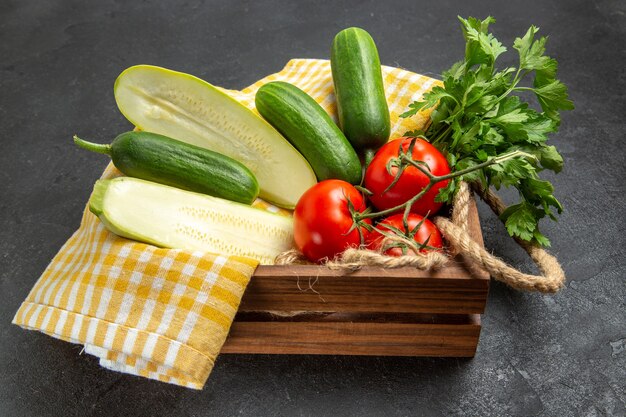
[433,182,566,293]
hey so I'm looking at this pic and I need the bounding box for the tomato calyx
[350,183,438,255]
[372,212,439,256]
[383,137,433,194]
[344,190,374,246]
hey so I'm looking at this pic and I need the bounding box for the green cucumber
[331,27,390,157]
[255,81,362,184]
[89,177,294,265]
[74,131,259,205]
[114,65,317,209]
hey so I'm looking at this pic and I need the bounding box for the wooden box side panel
[226,198,488,357]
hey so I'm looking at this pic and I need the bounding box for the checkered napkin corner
[12,192,259,388]
[12,59,439,389]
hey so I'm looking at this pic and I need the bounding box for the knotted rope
[276,182,566,293]
[433,182,566,293]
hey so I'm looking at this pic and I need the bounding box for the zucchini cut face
[90,177,295,265]
[114,65,317,209]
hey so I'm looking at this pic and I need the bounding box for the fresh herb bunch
[401,16,573,246]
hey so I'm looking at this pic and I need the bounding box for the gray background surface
[1,0,625,416]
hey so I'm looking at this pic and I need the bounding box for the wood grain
[222,315,481,357]
[240,268,488,314]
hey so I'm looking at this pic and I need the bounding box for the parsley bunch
[401,16,573,246]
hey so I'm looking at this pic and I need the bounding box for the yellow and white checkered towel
[13,59,438,389]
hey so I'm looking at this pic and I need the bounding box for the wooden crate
[222,197,489,357]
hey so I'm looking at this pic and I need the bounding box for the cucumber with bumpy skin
[331,27,390,157]
[114,65,317,209]
[74,131,259,205]
[89,177,294,265]
[255,81,362,184]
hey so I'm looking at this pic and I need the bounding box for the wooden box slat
[240,264,488,314]
[222,314,481,357]
[223,197,489,357]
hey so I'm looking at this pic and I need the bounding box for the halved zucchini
[89,177,294,265]
[114,65,317,209]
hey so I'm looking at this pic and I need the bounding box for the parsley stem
[431,124,452,145]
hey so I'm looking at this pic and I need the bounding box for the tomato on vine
[366,213,443,256]
[293,179,371,262]
[364,137,451,216]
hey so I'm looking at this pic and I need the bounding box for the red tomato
[366,213,444,256]
[364,137,451,216]
[294,180,372,262]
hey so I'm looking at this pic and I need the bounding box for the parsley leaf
[537,145,564,173]
[400,86,457,118]
[534,80,575,122]
[459,16,507,67]
[500,202,542,242]
[514,26,552,72]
